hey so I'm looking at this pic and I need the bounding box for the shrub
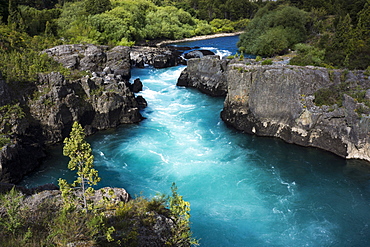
[0,135,10,148]
[261,59,273,65]
[289,43,325,66]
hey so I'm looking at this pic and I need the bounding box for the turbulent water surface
[22,36,370,246]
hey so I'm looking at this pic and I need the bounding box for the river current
[22,36,370,246]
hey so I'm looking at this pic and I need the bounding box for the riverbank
[155,31,243,47]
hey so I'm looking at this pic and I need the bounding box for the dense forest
[237,0,370,70]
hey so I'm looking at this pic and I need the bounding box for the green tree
[59,122,100,211]
[84,0,111,15]
[7,0,20,26]
[0,187,24,236]
[238,5,308,56]
[324,14,354,68]
[167,182,198,247]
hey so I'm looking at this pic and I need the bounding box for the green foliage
[365,66,370,76]
[289,43,325,66]
[314,78,370,109]
[193,19,213,36]
[313,2,370,69]
[0,103,25,137]
[0,187,24,236]
[145,6,196,40]
[48,209,104,245]
[210,18,234,33]
[18,5,61,36]
[261,59,273,65]
[167,182,198,247]
[238,5,309,56]
[0,135,11,148]
[0,24,69,83]
[60,121,101,210]
[85,0,112,15]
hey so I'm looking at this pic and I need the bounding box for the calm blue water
[21,36,370,246]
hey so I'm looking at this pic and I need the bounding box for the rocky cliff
[178,56,370,162]
[0,44,184,183]
[177,55,228,96]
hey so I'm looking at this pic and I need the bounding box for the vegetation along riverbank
[0,0,369,245]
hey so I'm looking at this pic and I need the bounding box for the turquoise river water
[21,36,370,246]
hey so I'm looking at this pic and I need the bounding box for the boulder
[131,78,143,93]
[136,95,148,109]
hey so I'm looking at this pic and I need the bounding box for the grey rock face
[29,72,142,144]
[43,44,128,74]
[1,44,158,183]
[130,46,184,68]
[177,55,228,97]
[131,78,143,93]
[221,64,370,161]
[177,55,370,162]
[184,49,215,59]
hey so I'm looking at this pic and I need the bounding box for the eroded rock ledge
[178,56,370,162]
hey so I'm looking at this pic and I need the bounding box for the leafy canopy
[237,4,309,56]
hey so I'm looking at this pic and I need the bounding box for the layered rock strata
[178,56,370,162]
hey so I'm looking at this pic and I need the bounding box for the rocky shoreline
[0,44,186,183]
[178,56,370,162]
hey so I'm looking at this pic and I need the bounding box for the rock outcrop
[184,49,215,59]
[177,55,228,96]
[28,72,142,144]
[178,56,370,162]
[0,183,174,246]
[1,43,189,183]
[130,46,185,68]
[43,44,132,79]
[0,70,142,183]
[2,44,182,183]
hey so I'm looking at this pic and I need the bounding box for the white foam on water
[200,46,232,58]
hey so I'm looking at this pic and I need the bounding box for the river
[21,35,370,246]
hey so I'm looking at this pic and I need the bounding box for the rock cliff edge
[179,57,370,162]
